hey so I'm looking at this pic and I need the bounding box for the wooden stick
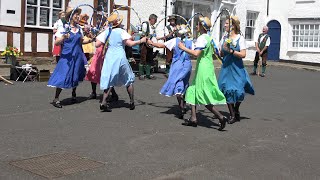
[257,56,261,76]
[0,75,13,85]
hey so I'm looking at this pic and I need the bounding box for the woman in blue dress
[95,13,147,112]
[218,16,255,124]
[48,7,94,108]
[147,24,193,119]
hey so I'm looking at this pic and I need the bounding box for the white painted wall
[0,32,7,51]
[0,0,21,27]
[13,33,20,49]
[233,0,320,63]
[37,33,49,52]
[24,32,32,52]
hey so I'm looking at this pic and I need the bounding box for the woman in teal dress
[178,16,228,130]
[218,16,255,124]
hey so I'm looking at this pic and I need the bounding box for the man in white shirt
[139,14,158,80]
[252,26,271,77]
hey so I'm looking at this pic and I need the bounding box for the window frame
[290,21,320,51]
[25,0,65,29]
[245,11,259,41]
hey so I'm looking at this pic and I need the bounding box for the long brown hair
[229,16,241,34]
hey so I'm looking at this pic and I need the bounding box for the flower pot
[5,55,17,66]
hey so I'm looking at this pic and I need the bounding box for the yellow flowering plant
[1,46,23,57]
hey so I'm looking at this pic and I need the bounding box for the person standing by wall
[251,26,270,77]
[52,11,66,63]
[139,14,158,80]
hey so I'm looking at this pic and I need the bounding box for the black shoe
[259,73,265,77]
[182,119,197,127]
[129,102,135,110]
[218,116,227,131]
[139,75,145,80]
[228,116,237,124]
[87,93,97,100]
[100,103,112,112]
[52,100,62,108]
[146,75,156,80]
[250,72,257,75]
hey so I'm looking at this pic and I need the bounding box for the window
[292,24,320,49]
[174,1,212,39]
[26,0,65,28]
[245,11,258,40]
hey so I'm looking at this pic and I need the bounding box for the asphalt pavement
[0,65,319,179]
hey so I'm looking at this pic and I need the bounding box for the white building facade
[170,0,320,63]
[1,0,319,63]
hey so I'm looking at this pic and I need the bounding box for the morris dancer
[85,24,118,101]
[218,16,255,124]
[95,13,147,112]
[178,16,228,130]
[147,24,192,119]
[157,15,178,78]
[48,7,94,108]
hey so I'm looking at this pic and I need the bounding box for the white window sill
[24,25,54,30]
[222,0,237,5]
[246,40,256,48]
[296,0,315,3]
[288,48,320,53]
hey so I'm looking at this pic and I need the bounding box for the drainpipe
[267,0,269,16]
[165,0,168,28]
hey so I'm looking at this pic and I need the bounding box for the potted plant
[1,46,22,65]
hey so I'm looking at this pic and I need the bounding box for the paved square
[0,65,319,179]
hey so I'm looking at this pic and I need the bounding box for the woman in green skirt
[178,16,228,130]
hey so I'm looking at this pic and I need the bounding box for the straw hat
[107,13,124,28]
[229,16,241,33]
[199,16,211,31]
[79,14,89,27]
[65,6,82,20]
[230,16,240,25]
[167,15,176,22]
[178,24,191,34]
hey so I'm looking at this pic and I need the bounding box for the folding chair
[15,64,38,82]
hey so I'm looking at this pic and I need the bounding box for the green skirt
[185,59,226,105]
